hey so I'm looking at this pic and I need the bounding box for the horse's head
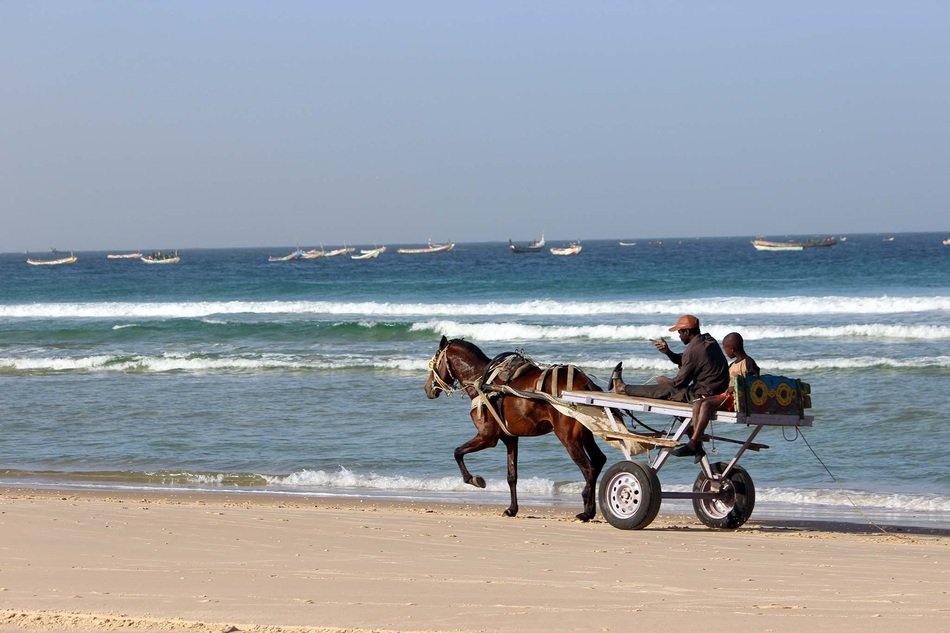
[425,335,456,399]
[424,336,491,399]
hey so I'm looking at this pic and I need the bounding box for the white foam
[415,320,950,342]
[261,467,558,496]
[1,354,945,373]
[1,295,948,319]
[251,469,950,514]
[755,487,950,513]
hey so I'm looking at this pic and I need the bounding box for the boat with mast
[508,233,545,253]
[323,245,356,257]
[268,248,304,262]
[26,250,77,266]
[352,246,384,260]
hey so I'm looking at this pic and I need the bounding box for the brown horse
[424,336,607,521]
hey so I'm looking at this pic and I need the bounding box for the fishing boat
[352,246,383,260]
[268,248,303,262]
[26,251,77,266]
[943,238,950,246]
[508,233,545,253]
[752,239,804,251]
[397,240,455,254]
[300,248,325,259]
[361,245,386,254]
[752,236,838,251]
[550,242,582,256]
[323,246,356,257]
[803,236,838,248]
[106,252,143,260]
[141,251,180,264]
[618,241,637,246]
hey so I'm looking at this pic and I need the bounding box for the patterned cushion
[733,374,811,417]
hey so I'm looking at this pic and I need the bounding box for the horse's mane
[448,338,491,364]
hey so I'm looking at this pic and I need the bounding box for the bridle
[427,346,460,395]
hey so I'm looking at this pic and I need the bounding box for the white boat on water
[361,245,386,254]
[268,248,303,262]
[324,246,356,257]
[141,251,180,264]
[751,239,804,252]
[397,240,455,254]
[300,248,325,259]
[352,247,383,260]
[26,251,77,266]
[550,242,582,256]
[943,238,950,246]
[752,236,837,251]
[619,241,637,246]
[106,252,143,260]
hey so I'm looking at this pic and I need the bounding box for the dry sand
[1,487,947,633]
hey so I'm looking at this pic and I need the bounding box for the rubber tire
[692,462,755,529]
[598,460,661,530]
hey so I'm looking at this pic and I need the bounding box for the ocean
[2,233,948,529]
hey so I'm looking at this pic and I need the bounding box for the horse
[424,336,607,521]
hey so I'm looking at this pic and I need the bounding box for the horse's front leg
[454,433,497,489]
[501,435,519,517]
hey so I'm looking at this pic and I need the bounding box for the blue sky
[2,1,948,251]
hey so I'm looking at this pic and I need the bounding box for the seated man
[610,314,729,404]
[671,331,760,458]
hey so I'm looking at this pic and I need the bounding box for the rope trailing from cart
[797,430,905,538]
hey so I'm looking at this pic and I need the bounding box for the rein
[427,347,465,396]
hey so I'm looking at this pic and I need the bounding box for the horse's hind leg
[501,435,519,517]
[583,431,607,520]
[454,434,497,489]
[557,427,603,522]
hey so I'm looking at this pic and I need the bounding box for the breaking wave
[1,295,948,320]
[1,353,946,374]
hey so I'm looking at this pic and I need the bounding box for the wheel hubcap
[699,477,735,519]
[606,472,643,519]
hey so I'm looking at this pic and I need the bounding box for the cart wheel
[598,461,661,530]
[692,462,755,529]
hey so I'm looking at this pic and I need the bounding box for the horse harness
[472,352,581,436]
[428,346,586,436]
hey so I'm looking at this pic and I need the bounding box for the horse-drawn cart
[425,336,813,529]
[561,375,813,530]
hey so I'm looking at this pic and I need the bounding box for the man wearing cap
[610,314,729,404]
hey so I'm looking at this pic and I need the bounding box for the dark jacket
[668,333,729,397]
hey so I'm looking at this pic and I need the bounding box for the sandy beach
[1,488,947,633]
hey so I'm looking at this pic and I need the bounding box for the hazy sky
[3,2,948,251]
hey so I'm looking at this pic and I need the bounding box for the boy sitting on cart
[673,332,759,458]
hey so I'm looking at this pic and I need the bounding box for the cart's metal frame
[560,389,813,529]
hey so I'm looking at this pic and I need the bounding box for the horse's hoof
[503,507,518,517]
[470,475,486,489]
[609,362,623,392]
[575,512,593,522]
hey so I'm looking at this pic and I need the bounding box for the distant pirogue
[26,251,77,266]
